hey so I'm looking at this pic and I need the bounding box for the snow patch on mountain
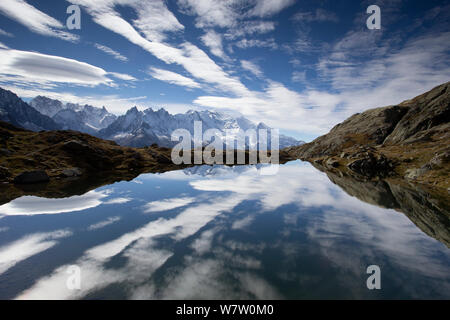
[30,96,117,133]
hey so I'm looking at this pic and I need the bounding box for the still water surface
[0,161,449,299]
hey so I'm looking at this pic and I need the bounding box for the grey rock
[384,83,450,145]
[62,167,83,177]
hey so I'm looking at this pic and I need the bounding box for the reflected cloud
[0,190,109,216]
[142,197,195,213]
[7,161,450,299]
[103,198,131,205]
[0,230,72,275]
[87,216,121,231]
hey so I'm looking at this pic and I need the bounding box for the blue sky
[0,0,448,141]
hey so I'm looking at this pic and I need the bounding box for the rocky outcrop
[286,82,450,188]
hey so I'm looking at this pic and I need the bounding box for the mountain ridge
[285,81,450,189]
[25,93,304,149]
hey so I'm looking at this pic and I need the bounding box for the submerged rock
[13,170,49,184]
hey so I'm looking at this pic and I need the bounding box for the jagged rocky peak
[29,96,64,117]
[29,95,117,132]
[0,87,61,131]
[99,106,305,149]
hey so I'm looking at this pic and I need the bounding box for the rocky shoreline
[0,120,293,187]
[285,82,450,190]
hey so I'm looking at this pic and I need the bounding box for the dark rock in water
[14,170,49,184]
[61,167,82,177]
[0,166,11,180]
[347,153,393,178]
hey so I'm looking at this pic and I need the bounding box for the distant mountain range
[0,89,60,131]
[0,87,304,149]
[30,96,117,135]
[97,106,303,148]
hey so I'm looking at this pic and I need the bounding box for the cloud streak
[0,0,78,41]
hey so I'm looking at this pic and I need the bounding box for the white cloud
[178,0,238,28]
[225,21,276,40]
[241,60,263,78]
[196,31,450,137]
[194,81,342,135]
[292,70,306,82]
[148,67,201,89]
[132,0,184,42]
[0,0,78,41]
[0,47,113,87]
[108,72,136,81]
[201,30,228,60]
[94,43,128,62]
[292,8,339,23]
[0,28,13,37]
[68,0,250,96]
[249,0,296,18]
[234,38,278,49]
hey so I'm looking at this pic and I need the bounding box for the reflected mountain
[310,162,450,248]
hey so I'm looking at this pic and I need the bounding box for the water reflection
[0,161,448,299]
[0,189,129,216]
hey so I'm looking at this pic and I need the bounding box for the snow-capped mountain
[0,88,60,131]
[98,107,304,149]
[30,96,117,134]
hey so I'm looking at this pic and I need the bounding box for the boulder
[13,170,49,184]
[61,167,83,177]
